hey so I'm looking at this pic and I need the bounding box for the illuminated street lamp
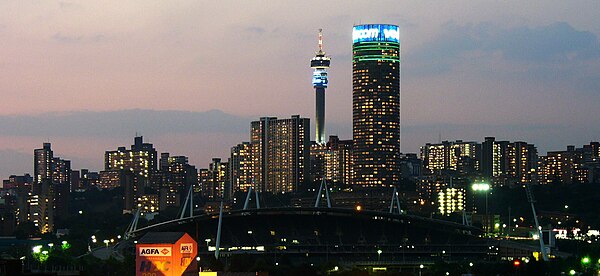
[472,182,491,232]
[377,249,382,261]
[581,257,590,264]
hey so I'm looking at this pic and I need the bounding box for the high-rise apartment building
[309,136,354,186]
[229,142,253,193]
[352,24,401,186]
[251,116,310,193]
[105,136,157,178]
[158,154,197,209]
[30,143,71,233]
[33,143,53,192]
[199,158,229,200]
[104,136,158,213]
[506,142,537,185]
[479,138,537,186]
[420,140,480,174]
[538,145,590,185]
[325,136,353,185]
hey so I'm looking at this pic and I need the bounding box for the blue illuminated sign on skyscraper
[352,24,399,44]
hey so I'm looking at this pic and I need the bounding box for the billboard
[352,24,399,44]
[136,232,197,276]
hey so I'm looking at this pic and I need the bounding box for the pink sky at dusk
[1,1,600,179]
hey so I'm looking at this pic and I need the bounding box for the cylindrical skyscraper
[311,29,331,145]
[352,24,401,187]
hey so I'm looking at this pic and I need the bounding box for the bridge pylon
[389,186,403,214]
[178,185,194,219]
[314,179,332,208]
[124,209,141,240]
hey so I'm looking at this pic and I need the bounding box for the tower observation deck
[311,29,331,145]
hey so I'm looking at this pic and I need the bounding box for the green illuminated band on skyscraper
[352,24,400,186]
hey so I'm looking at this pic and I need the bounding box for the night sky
[1,1,600,180]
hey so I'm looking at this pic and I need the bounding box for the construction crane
[525,183,549,261]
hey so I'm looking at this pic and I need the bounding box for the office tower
[311,29,331,145]
[251,115,310,193]
[229,142,253,193]
[352,24,401,186]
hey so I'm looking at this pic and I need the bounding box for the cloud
[59,2,82,10]
[52,32,83,43]
[51,32,109,43]
[0,149,31,179]
[491,22,600,62]
[407,21,600,75]
[0,109,251,138]
[245,26,265,34]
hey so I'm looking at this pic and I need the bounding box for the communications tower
[311,29,331,145]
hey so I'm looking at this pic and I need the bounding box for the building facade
[30,143,71,233]
[229,142,253,193]
[420,140,480,174]
[251,116,310,193]
[104,136,158,213]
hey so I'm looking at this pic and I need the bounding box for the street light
[32,245,42,254]
[472,182,491,232]
[377,249,382,261]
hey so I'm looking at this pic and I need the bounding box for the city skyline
[2,1,600,179]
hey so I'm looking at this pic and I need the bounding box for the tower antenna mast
[318,28,323,52]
